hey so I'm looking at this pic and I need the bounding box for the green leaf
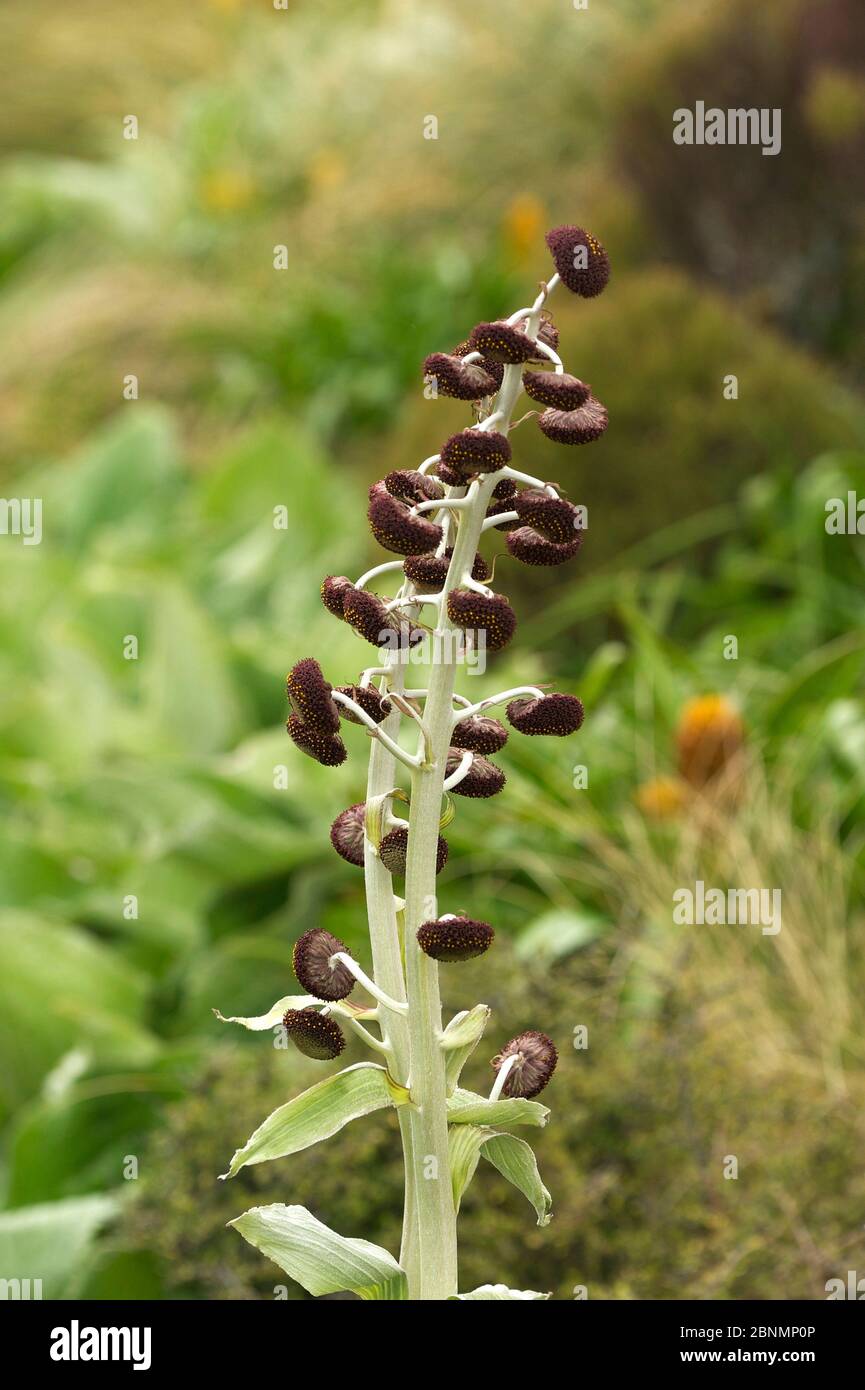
[446,1087,550,1129]
[448,1124,489,1212]
[213,995,318,1030]
[515,909,604,964]
[441,1004,490,1094]
[453,1284,551,1301]
[221,1063,408,1178]
[0,1194,119,1299]
[481,1132,553,1227]
[229,1204,407,1300]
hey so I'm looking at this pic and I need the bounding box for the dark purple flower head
[320,574,354,619]
[286,657,340,734]
[522,370,591,411]
[368,480,443,555]
[417,915,494,963]
[492,477,518,500]
[435,461,464,488]
[334,684,389,725]
[403,547,491,591]
[447,589,517,652]
[384,470,444,505]
[545,225,610,298]
[537,398,608,445]
[484,497,519,532]
[507,527,582,566]
[282,1007,345,1061]
[423,352,500,402]
[468,321,537,365]
[445,749,506,798]
[330,803,367,866]
[507,692,585,736]
[533,318,560,356]
[379,826,449,877]
[293,929,355,1001]
[286,713,347,766]
[513,490,582,544]
[491,1030,558,1098]
[440,429,512,478]
[450,715,509,754]
[342,587,424,650]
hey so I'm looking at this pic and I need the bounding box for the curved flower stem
[452,685,547,722]
[330,954,409,1015]
[488,1052,519,1102]
[331,690,423,769]
[443,749,473,791]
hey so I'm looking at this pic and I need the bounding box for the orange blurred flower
[635,775,688,821]
[502,194,546,265]
[676,695,745,789]
[307,149,347,194]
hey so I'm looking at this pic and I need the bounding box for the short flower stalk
[218,225,610,1301]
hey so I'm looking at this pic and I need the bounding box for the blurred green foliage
[0,0,863,1299]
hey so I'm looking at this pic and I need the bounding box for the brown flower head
[286,657,340,734]
[513,490,581,543]
[491,1030,558,1098]
[368,480,443,555]
[440,429,512,478]
[334,685,389,725]
[379,826,449,877]
[446,589,517,652]
[452,338,505,391]
[468,321,537,365]
[403,547,491,591]
[384,470,444,505]
[506,693,584,737]
[417,915,495,963]
[445,749,506,798]
[492,478,518,500]
[537,398,608,445]
[423,352,499,401]
[282,1007,345,1061]
[330,802,367,866]
[293,928,355,1001]
[321,574,354,619]
[506,527,582,566]
[450,715,508,754]
[545,225,610,298]
[522,370,591,411]
[342,587,424,649]
[286,713,347,766]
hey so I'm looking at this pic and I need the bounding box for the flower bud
[506,693,584,736]
[468,321,536,365]
[293,929,355,1001]
[447,589,517,652]
[537,398,608,445]
[321,574,354,619]
[379,826,448,876]
[385,470,444,505]
[286,657,340,734]
[512,490,580,543]
[282,1007,346,1061]
[334,684,388,724]
[286,713,348,766]
[403,547,491,591]
[445,749,506,798]
[507,527,582,566]
[491,1030,557,1098]
[522,370,591,411]
[417,915,494,962]
[450,715,508,754]
[368,481,443,556]
[423,352,500,401]
[342,587,424,649]
[440,429,512,478]
[545,225,610,298]
[330,802,367,866]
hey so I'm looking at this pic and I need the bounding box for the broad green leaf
[448,1124,489,1212]
[515,909,603,964]
[213,996,318,1030]
[229,1203,407,1300]
[481,1132,553,1227]
[453,1284,551,1301]
[446,1087,550,1129]
[441,1004,490,1094]
[0,1194,119,1300]
[222,1063,408,1178]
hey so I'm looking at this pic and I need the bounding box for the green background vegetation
[0,0,864,1300]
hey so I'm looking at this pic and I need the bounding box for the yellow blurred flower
[200,168,256,215]
[676,694,744,789]
[502,193,546,265]
[635,775,688,821]
[306,149,347,194]
[805,67,865,145]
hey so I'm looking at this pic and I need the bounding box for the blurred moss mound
[123,943,864,1301]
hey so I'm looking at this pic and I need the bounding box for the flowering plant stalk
[217,225,610,1301]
